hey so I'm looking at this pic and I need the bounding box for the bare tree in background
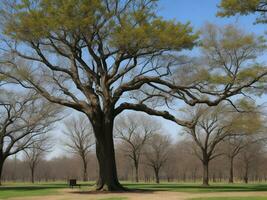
[183,105,227,186]
[145,134,171,184]
[224,135,251,184]
[63,115,94,182]
[0,90,60,185]
[239,141,265,184]
[223,103,264,183]
[115,113,160,182]
[223,134,264,183]
[24,134,53,183]
[183,103,263,186]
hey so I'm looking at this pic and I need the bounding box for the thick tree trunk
[202,160,209,186]
[228,156,234,183]
[93,114,124,191]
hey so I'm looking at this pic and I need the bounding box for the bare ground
[7,189,267,200]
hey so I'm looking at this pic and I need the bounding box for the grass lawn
[123,182,267,193]
[0,182,93,199]
[190,197,267,200]
[1,182,267,199]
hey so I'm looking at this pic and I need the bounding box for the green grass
[123,182,267,193]
[1,182,267,199]
[0,189,56,199]
[190,197,267,200]
[0,182,93,199]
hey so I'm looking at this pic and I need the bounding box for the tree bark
[92,114,124,191]
[82,157,88,182]
[202,160,209,186]
[0,159,3,186]
[244,163,249,184]
[30,166,35,184]
[228,156,234,183]
[134,161,139,183]
[154,168,160,184]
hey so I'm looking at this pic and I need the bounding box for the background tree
[238,141,265,183]
[0,90,60,185]
[222,101,264,183]
[182,105,231,186]
[63,115,94,182]
[223,133,263,183]
[224,135,251,184]
[218,0,267,24]
[182,103,262,186]
[115,113,159,182]
[24,134,53,183]
[144,133,171,184]
[1,0,267,191]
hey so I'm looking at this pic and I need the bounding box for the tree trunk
[134,160,139,183]
[228,156,234,183]
[0,159,4,186]
[93,114,124,191]
[83,168,88,182]
[154,168,160,184]
[82,157,88,182]
[31,166,35,184]
[244,163,249,184]
[202,160,209,186]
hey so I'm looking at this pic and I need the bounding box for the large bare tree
[182,105,229,186]
[182,103,262,186]
[144,133,171,184]
[115,113,159,182]
[63,115,94,182]
[24,134,53,184]
[0,90,60,185]
[0,1,267,191]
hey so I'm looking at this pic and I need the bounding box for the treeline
[4,139,267,184]
[4,111,267,185]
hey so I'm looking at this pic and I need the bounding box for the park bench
[68,179,81,188]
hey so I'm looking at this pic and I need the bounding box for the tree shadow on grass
[122,183,267,193]
[2,183,267,194]
[69,188,154,195]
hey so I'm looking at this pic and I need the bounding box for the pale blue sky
[46,0,267,159]
[158,0,265,34]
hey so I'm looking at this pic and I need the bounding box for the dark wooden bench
[68,179,81,188]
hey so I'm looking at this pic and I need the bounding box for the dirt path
[8,189,267,200]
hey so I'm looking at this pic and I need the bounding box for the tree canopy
[217,0,267,23]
